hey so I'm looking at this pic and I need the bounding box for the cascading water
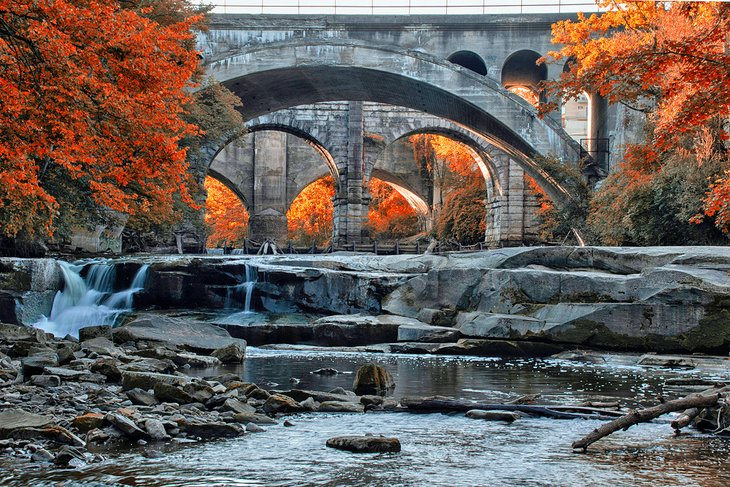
[224,263,256,313]
[35,261,149,338]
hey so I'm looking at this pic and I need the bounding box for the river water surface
[3,350,730,486]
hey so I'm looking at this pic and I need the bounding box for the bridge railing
[204,1,605,15]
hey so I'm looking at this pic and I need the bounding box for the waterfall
[35,261,149,338]
[224,263,256,313]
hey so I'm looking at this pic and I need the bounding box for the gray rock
[317,401,365,413]
[121,371,187,391]
[0,410,53,438]
[326,435,401,453]
[126,388,158,406]
[21,352,58,377]
[352,364,395,396]
[175,353,221,368]
[31,448,55,463]
[104,412,148,440]
[262,394,304,414]
[211,343,246,364]
[232,413,277,425]
[245,423,265,433]
[223,398,256,414]
[178,421,243,439]
[113,314,247,354]
[78,325,112,342]
[397,323,459,342]
[300,397,318,411]
[30,374,61,388]
[81,337,121,356]
[182,382,215,403]
[275,389,359,404]
[53,446,86,466]
[153,382,195,404]
[312,314,400,346]
[638,354,696,368]
[144,419,170,442]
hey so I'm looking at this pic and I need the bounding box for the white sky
[203,0,606,15]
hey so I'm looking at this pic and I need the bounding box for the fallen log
[400,397,618,420]
[572,393,720,451]
[670,407,702,431]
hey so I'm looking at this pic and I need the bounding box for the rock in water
[465,410,520,422]
[211,343,246,364]
[352,364,395,396]
[326,435,401,453]
[262,394,305,414]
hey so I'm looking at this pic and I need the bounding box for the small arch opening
[204,176,250,248]
[286,175,335,246]
[502,50,547,106]
[447,50,488,76]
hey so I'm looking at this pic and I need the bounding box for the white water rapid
[34,261,149,338]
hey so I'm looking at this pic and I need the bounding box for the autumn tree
[0,0,204,243]
[409,134,487,244]
[540,1,730,241]
[287,176,336,246]
[203,177,249,248]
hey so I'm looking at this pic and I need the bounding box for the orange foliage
[287,176,335,245]
[204,177,248,247]
[409,134,487,244]
[541,1,730,233]
[542,1,730,146]
[366,179,420,241]
[0,0,202,237]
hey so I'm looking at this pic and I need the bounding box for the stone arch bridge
[199,14,630,245]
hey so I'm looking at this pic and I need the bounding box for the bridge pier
[246,131,289,244]
[333,101,369,246]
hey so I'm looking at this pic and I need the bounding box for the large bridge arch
[204,39,582,204]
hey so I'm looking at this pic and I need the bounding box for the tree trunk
[572,393,720,451]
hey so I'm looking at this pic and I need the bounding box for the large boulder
[113,314,246,354]
[312,315,402,346]
[352,364,395,396]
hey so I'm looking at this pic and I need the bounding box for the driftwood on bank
[400,397,619,420]
[572,393,721,451]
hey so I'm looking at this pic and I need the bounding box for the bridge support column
[333,101,368,246]
[248,131,289,244]
[485,156,539,246]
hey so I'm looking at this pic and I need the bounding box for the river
[3,349,729,486]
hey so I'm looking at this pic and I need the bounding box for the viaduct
[198,13,639,246]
